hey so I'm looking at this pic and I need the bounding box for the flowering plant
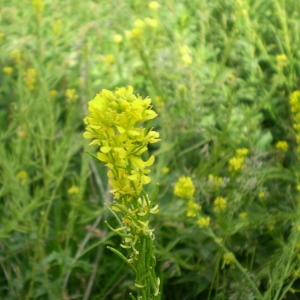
[84,86,160,299]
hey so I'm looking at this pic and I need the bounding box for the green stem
[207,228,263,300]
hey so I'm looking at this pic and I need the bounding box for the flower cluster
[84,86,159,201]
[179,45,193,67]
[275,140,288,152]
[127,17,159,40]
[208,174,224,189]
[213,196,227,213]
[228,148,249,172]
[65,89,78,103]
[174,176,195,200]
[290,91,300,154]
[197,216,210,228]
[174,176,201,217]
[3,67,13,75]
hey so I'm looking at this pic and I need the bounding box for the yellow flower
[174,176,195,200]
[180,45,193,66]
[213,197,227,213]
[32,0,44,11]
[258,192,266,199]
[186,200,201,217]
[84,86,159,200]
[275,140,288,152]
[149,1,160,10]
[290,91,300,114]
[239,212,247,219]
[129,28,143,39]
[208,174,223,188]
[154,96,164,109]
[267,220,275,231]
[3,67,13,75]
[17,170,28,185]
[223,252,235,265]
[276,54,287,67]
[162,167,170,174]
[229,148,248,172]
[53,19,62,36]
[197,216,210,228]
[236,148,249,156]
[68,185,79,195]
[290,91,300,155]
[134,19,145,29]
[10,49,22,62]
[228,156,245,172]
[181,54,192,66]
[104,54,115,64]
[65,89,78,103]
[25,68,37,90]
[17,127,27,138]
[145,18,158,28]
[50,89,58,98]
[113,34,123,44]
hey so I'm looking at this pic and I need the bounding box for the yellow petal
[145,155,155,166]
[101,146,111,153]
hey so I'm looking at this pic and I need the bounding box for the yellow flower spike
[84,86,159,200]
[84,86,160,299]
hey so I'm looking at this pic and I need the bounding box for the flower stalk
[84,86,160,299]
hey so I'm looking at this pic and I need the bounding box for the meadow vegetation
[1,0,300,299]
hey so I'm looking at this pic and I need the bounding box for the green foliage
[1,0,300,299]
